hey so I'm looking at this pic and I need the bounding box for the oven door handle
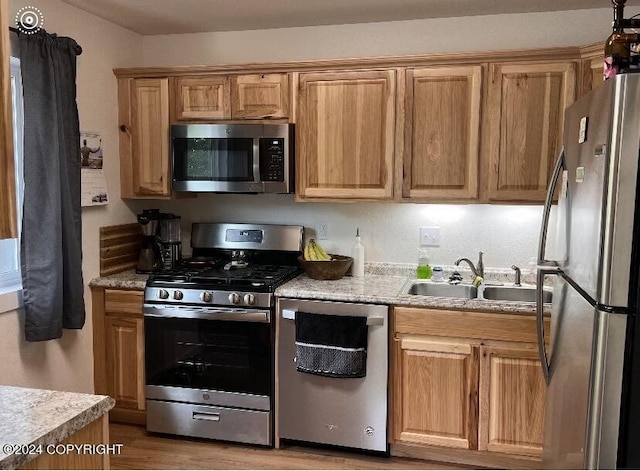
[144,306,271,323]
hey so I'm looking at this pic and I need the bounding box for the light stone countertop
[89,269,148,290]
[275,273,549,315]
[88,264,549,315]
[0,386,115,470]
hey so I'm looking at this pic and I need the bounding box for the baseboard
[391,441,542,470]
[109,408,146,426]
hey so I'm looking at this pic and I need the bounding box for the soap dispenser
[351,228,365,277]
[416,249,432,279]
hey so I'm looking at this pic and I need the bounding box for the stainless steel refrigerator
[537,72,640,469]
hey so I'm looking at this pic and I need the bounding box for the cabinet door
[479,344,546,457]
[105,315,145,411]
[231,73,289,119]
[296,70,395,200]
[402,66,481,200]
[580,56,604,97]
[486,62,576,202]
[393,336,479,449]
[175,76,231,120]
[129,78,170,196]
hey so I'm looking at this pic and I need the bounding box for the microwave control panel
[259,138,285,181]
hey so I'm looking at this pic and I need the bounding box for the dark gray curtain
[19,30,84,342]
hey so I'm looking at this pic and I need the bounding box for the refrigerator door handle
[537,147,566,267]
[536,268,558,385]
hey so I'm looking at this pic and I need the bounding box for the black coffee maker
[158,213,182,270]
[137,209,162,273]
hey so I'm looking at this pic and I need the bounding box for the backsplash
[127,194,558,270]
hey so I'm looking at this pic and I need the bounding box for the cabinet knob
[119,124,129,133]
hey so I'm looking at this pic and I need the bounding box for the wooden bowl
[298,254,354,280]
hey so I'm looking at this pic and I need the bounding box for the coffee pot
[137,209,162,273]
[158,213,182,270]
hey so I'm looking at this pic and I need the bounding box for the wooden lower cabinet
[392,306,548,467]
[105,315,145,411]
[92,288,146,425]
[393,337,478,449]
[20,415,110,470]
[479,344,546,457]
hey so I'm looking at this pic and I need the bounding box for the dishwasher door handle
[281,309,384,326]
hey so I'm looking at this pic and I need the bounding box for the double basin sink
[402,280,553,303]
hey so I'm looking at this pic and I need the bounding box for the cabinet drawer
[105,289,143,316]
[147,400,271,446]
[393,307,549,344]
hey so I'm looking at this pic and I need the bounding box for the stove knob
[173,290,184,300]
[158,289,169,300]
[229,292,241,304]
[244,294,255,305]
[200,291,212,303]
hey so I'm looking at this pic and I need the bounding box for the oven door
[144,305,272,411]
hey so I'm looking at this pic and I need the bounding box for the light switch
[420,226,441,247]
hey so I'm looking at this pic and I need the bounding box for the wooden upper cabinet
[393,336,479,449]
[174,74,288,120]
[296,70,395,200]
[579,43,605,97]
[175,76,231,120]
[231,74,289,119]
[486,61,576,202]
[401,66,481,200]
[580,56,605,97]
[479,344,546,457]
[129,78,171,196]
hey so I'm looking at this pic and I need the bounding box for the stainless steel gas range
[143,223,303,446]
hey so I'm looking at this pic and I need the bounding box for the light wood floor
[109,423,471,470]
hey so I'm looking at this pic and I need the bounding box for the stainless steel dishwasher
[277,298,388,452]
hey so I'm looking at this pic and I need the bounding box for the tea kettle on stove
[137,209,162,273]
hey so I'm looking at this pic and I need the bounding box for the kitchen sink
[401,279,553,303]
[482,285,553,303]
[402,281,477,299]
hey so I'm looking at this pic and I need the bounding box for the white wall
[129,196,549,270]
[0,0,142,393]
[141,8,635,66]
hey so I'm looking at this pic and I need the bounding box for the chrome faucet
[511,265,522,286]
[455,251,484,279]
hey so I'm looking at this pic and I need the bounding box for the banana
[303,243,313,261]
[310,239,332,261]
[304,240,318,260]
[304,239,333,261]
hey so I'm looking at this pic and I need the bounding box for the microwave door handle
[253,138,261,182]
[538,147,565,268]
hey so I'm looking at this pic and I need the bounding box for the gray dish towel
[294,312,367,378]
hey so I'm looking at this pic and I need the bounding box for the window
[0,56,24,297]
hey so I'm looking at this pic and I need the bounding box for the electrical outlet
[420,226,441,246]
[317,222,329,240]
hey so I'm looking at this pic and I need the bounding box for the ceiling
[58,0,640,36]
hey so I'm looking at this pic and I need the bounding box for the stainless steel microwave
[171,123,294,193]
